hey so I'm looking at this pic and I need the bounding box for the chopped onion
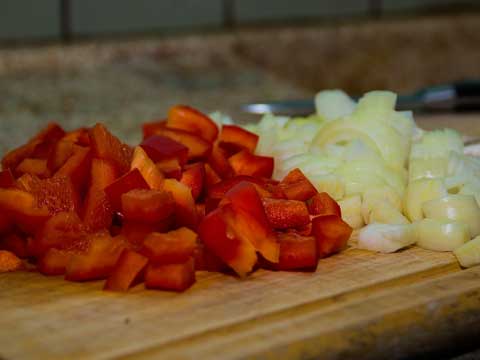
[416,219,470,252]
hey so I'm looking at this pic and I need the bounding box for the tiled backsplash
[0,0,478,41]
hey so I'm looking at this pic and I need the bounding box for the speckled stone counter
[1,13,480,154]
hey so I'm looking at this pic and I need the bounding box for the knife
[241,80,480,116]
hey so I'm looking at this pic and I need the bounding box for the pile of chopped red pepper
[0,105,352,292]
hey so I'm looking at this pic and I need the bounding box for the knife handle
[454,80,480,111]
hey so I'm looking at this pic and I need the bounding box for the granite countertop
[1,13,480,154]
[1,13,480,360]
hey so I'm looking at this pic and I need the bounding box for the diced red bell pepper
[167,105,218,143]
[207,175,268,200]
[274,232,317,271]
[121,189,175,223]
[141,228,197,264]
[15,158,51,178]
[291,223,313,236]
[156,158,182,180]
[104,168,149,211]
[208,143,234,179]
[142,119,167,139]
[104,249,148,291]
[198,206,257,277]
[154,128,212,161]
[0,250,23,272]
[0,232,28,258]
[47,139,75,172]
[0,188,50,234]
[196,203,206,223]
[0,169,16,189]
[89,123,132,174]
[54,145,92,193]
[228,150,274,178]
[221,182,279,263]
[262,198,310,230]
[163,179,198,230]
[33,211,88,257]
[311,215,352,258]
[83,159,118,232]
[204,163,222,189]
[130,146,164,190]
[219,125,259,154]
[307,192,341,217]
[120,219,173,250]
[65,233,127,281]
[25,175,80,215]
[279,168,318,201]
[0,215,12,235]
[145,258,196,292]
[180,163,205,200]
[193,242,228,272]
[37,248,74,276]
[141,135,188,166]
[2,123,65,171]
[62,128,91,146]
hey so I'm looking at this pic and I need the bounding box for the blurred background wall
[0,0,479,42]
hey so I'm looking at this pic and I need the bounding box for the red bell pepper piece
[221,182,279,263]
[208,143,234,179]
[198,206,258,277]
[207,175,267,200]
[130,146,164,190]
[141,228,197,264]
[156,158,182,180]
[47,139,75,172]
[120,219,173,250]
[24,175,80,215]
[15,158,51,179]
[54,145,92,193]
[196,203,206,223]
[65,233,127,281]
[262,198,310,230]
[33,211,88,257]
[219,125,259,154]
[2,123,65,172]
[153,127,212,161]
[307,192,341,217]
[163,179,198,230]
[83,159,118,232]
[274,232,317,271]
[193,242,228,272]
[37,248,74,276]
[167,105,218,143]
[104,249,148,291]
[0,169,16,189]
[121,189,175,223]
[0,232,28,258]
[279,168,318,201]
[89,123,132,174]
[104,168,149,211]
[145,258,196,292]
[0,188,50,234]
[142,119,167,139]
[311,215,352,258]
[180,162,205,200]
[141,135,188,166]
[228,150,274,178]
[62,128,91,146]
[204,163,222,189]
[0,250,23,272]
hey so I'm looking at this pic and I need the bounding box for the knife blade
[241,80,480,116]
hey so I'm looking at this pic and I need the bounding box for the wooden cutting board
[1,243,480,360]
[2,114,480,360]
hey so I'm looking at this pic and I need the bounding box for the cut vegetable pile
[0,105,351,291]
[2,89,480,292]
[246,90,480,267]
